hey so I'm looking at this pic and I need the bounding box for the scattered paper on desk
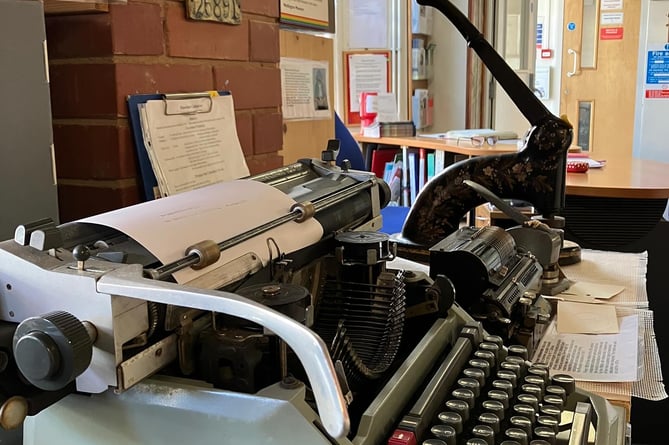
[559,281,624,300]
[532,315,639,382]
[557,301,619,334]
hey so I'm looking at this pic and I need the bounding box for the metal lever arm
[98,264,350,440]
[567,48,579,77]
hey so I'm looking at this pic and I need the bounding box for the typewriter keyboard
[387,324,589,445]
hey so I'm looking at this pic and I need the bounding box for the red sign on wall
[600,27,624,40]
[645,89,669,99]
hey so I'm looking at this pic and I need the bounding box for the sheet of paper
[347,53,389,113]
[557,301,619,334]
[347,0,388,49]
[280,58,331,121]
[532,315,639,382]
[139,94,249,197]
[559,281,624,300]
[79,180,324,284]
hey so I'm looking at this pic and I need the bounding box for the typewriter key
[457,377,481,397]
[430,424,457,445]
[437,411,463,434]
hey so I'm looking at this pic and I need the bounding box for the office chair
[333,112,410,235]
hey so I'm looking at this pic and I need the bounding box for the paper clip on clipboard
[127,90,231,201]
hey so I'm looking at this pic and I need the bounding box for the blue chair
[334,112,366,170]
[333,112,410,235]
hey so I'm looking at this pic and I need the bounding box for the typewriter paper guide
[79,179,324,283]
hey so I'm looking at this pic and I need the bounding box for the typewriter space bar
[390,325,479,444]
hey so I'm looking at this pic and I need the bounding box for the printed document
[139,94,249,197]
[532,315,640,382]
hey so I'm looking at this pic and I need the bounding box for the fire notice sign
[645,50,669,99]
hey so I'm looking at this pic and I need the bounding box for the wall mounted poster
[280,0,334,32]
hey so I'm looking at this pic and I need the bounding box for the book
[363,121,416,138]
[426,152,435,181]
[407,151,418,205]
[370,147,399,178]
[418,148,427,190]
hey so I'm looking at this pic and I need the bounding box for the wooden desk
[566,157,669,199]
[354,134,519,158]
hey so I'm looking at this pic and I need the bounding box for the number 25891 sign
[187,0,241,24]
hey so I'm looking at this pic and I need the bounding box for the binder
[127,90,236,201]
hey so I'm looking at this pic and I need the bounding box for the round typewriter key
[551,374,576,395]
[468,358,491,378]
[500,361,522,379]
[512,403,536,421]
[504,427,529,445]
[445,399,470,422]
[497,369,518,388]
[516,393,539,412]
[465,439,488,445]
[430,424,457,445]
[481,399,506,420]
[542,394,564,410]
[505,355,528,375]
[480,341,502,363]
[492,379,514,398]
[437,411,463,434]
[483,334,505,350]
[545,385,567,402]
[508,345,529,360]
[536,415,559,433]
[471,424,495,445]
[527,366,550,386]
[520,383,543,402]
[458,377,481,397]
[474,349,496,370]
[539,404,561,419]
[523,375,546,393]
[487,389,510,409]
[509,415,533,436]
[530,441,552,445]
[500,442,521,445]
[463,367,486,386]
[533,426,557,444]
[452,388,476,410]
[422,440,447,445]
[477,412,501,434]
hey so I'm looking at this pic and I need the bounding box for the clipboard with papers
[127,91,249,201]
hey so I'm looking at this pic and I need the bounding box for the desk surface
[354,134,669,200]
[566,157,669,199]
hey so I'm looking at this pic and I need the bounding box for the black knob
[72,244,91,262]
[13,311,93,391]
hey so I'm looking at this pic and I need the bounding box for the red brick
[53,124,137,180]
[50,64,117,118]
[249,21,279,62]
[242,0,279,17]
[252,112,283,154]
[110,2,164,55]
[58,183,142,222]
[45,14,112,59]
[166,3,249,60]
[246,154,283,175]
[213,66,281,109]
[235,112,253,157]
[115,63,214,116]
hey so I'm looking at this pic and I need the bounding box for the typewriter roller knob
[13,311,93,391]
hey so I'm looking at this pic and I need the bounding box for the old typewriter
[0,1,625,444]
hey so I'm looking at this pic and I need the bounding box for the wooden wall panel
[279,30,334,165]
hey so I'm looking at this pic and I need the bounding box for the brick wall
[45,0,283,222]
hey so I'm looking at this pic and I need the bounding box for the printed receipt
[532,314,640,382]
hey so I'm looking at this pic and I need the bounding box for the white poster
[281,58,331,120]
[601,12,624,25]
[601,0,623,10]
[348,0,388,49]
[347,53,389,113]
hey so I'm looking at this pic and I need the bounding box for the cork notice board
[279,30,334,165]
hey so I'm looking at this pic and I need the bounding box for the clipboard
[127,90,231,201]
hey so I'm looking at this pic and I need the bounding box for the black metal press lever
[401,0,573,247]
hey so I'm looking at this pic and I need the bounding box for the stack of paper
[138,93,249,198]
